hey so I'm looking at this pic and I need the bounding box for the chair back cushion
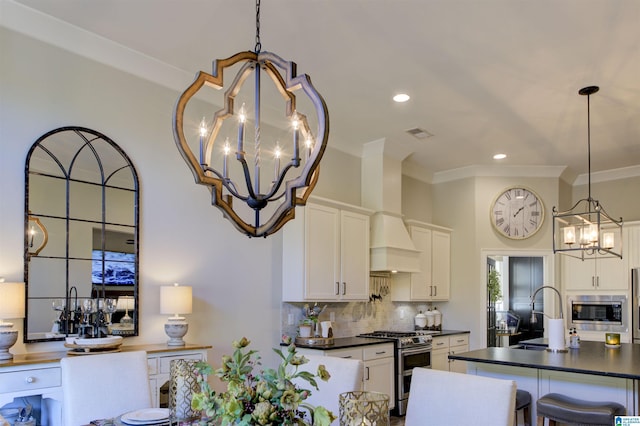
[61,350,152,425]
[294,354,364,425]
[405,367,516,426]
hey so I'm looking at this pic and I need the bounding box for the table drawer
[0,367,61,393]
[159,353,203,374]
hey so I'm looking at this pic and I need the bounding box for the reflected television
[92,250,136,285]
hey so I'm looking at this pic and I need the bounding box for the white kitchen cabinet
[626,222,640,270]
[391,221,452,302]
[431,334,469,373]
[561,230,628,291]
[0,344,210,426]
[297,343,395,409]
[431,230,451,300]
[362,345,394,399]
[283,198,372,301]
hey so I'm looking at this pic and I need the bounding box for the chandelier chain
[255,0,262,53]
[586,92,592,200]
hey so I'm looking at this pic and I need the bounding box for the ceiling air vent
[406,127,433,140]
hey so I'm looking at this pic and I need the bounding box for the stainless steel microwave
[567,295,628,332]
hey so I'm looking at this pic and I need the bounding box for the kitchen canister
[415,311,427,329]
[425,310,435,329]
[169,359,201,421]
[432,306,442,330]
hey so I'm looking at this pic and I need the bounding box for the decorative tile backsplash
[281,297,443,339]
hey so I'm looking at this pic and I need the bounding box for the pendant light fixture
[552,86,623,260]
[173,0,329,237]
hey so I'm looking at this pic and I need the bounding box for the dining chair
[294,354,364,426]
[60,350,152,425]
[404,367,517,426]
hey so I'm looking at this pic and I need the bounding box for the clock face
[490,187,544,239]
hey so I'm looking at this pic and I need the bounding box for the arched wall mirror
[23,126,139,342]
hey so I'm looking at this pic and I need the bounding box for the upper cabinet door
[410,226,433,300]
[282,198,372,302]
[431,230,451,300]
[339,210,370,300]
[305,203,341,300]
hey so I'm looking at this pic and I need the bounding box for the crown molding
[430,165,566,184]
[573,164,640,186]
[0,0,192,91]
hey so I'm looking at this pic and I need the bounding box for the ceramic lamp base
[0,328,18,361]
[165,320,188,346]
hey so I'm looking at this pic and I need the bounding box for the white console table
[0,343,211,426]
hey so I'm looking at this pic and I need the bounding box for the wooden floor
[390,415,405,426]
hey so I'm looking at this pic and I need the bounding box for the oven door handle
[401,346,432,356]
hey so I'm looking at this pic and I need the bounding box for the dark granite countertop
[285,330,470,350]
[430,329,470,337]
[288,336,392,350]
[448,340,640,380]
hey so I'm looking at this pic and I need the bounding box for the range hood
[362,139,420,273]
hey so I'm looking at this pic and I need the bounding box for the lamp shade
[160,284,192,316]
[0,282,25,320]
[116,295,135,311]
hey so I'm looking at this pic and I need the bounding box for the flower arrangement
[191,336,336,426]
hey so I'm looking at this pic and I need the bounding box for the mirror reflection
[24,127,139,342]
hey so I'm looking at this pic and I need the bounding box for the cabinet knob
[25,376,35,384]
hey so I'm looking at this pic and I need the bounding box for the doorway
[481,249,553,348]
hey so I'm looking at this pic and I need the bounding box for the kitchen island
[449,339,639,419]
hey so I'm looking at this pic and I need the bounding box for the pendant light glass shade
[552,86,623,260]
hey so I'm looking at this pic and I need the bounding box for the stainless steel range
[358,330,433,416]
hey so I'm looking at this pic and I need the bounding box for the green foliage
[488,269,502,303]
[191,336,336,426]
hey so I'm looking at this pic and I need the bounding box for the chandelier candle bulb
[603,232,615,249]
[293,116,300,163]
[199,117,207,165]
[563,226,576,245]
[237,105,245,158]
[274,145,281,179]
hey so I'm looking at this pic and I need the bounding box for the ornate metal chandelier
[552,86,623,260]
[173,0,329,237]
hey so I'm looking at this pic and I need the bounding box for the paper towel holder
[530,285,568,352]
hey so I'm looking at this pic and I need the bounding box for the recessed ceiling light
[393,93,410,103]
[493,153,507,160]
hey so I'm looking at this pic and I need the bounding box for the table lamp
[160,283,192,346]
[116,295,135,326]
[0,281,25,361]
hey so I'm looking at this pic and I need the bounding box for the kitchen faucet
[530,285,563,323]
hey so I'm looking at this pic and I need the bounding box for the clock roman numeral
[496,217,504,226]
[503,224,510,234]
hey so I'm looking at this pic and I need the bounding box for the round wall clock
[490,186,544,240]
